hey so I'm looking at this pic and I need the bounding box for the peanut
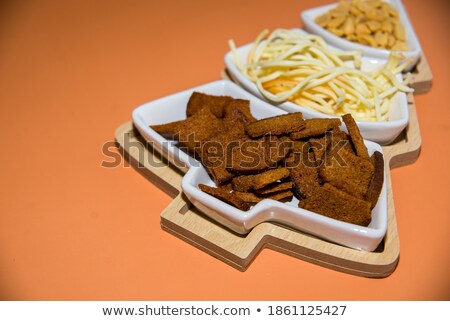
[314,0,408,50]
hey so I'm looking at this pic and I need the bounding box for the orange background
[1,0,449,300]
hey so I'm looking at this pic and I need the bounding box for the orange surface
[0,0,449,300]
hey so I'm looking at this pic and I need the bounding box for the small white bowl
[301,0,422,71]
[132,80,387,251]
[224,29,409,145]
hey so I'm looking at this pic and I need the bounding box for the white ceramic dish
[224,28,409,145]
[132,80,387,251]
[301,0,422,71]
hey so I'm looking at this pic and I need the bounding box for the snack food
[186,91,233,118]
[150,92,384,227]
[298,183,372,226]
[315,0,408,51]
[229,28,413,121]
[231,167,290,192]
[245,112,305,138]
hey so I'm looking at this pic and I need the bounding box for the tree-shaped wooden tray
[115,53,430,277]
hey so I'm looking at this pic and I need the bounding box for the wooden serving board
[115,53,430,277]
[115,92,420,278]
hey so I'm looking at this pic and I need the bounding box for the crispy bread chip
[366,151,385,209]
[234,190,293,203]
[288,150,321,199]
[186,92,233,118]
[150,119,185,139]
[290,118,341,140]
[199,122,246,184]
[223,99,256,128]
[228,136,291,174]
[319,148,375,199]
[310,128,352,165]
[245,112,305,138]
[231,167,290,192]
[199,184,251,211]
[342,113,370,159]
[174,108,224,154]
[299,183,372,226]
[255,181,293,194]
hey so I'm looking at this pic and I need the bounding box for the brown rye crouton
[288,149,321,199]
[290,118,341,140]
[342,113,370,159]
[234,190,293,204]
[186,92,233,118]
[174,107,225,155]
[223,99,256,128]
[231,167,290,192]
[199,122,246,185]
[319,148,375,199]
[150,119,185,139]
[228,136,291,174]
[198,184,250,211]
[365,151,385,209]
[298,183,372,226]
[245,112,305,138]
[255,181,293,194]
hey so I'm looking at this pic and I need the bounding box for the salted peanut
[381,20,393,33]
[330,10,348,18]
[316,14,331,27]
[346,34,357,42]
[366,9,385,21]
[367,20,381,32]
[199,184,251,211]
[383,2,398,18]
[391,41,408,51]
[343,17,355,36]
[354,14,365,27]
[342,114,369,160]
[315,0,407,50]
[349,5,361,16]
[329,28,345,37]
[356,23,371,35]
[337,0,350,10]
[234,190,293,203]
[375,30,388,48]
[231,167,290,192]
[394,22,406,41]
[357,34,376,47]
[255,181,293,195]
[328,16,346,29]
[388,34,396,48]
[356,1,372,13]
[366,151,384,209]
[245,112,305,138]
